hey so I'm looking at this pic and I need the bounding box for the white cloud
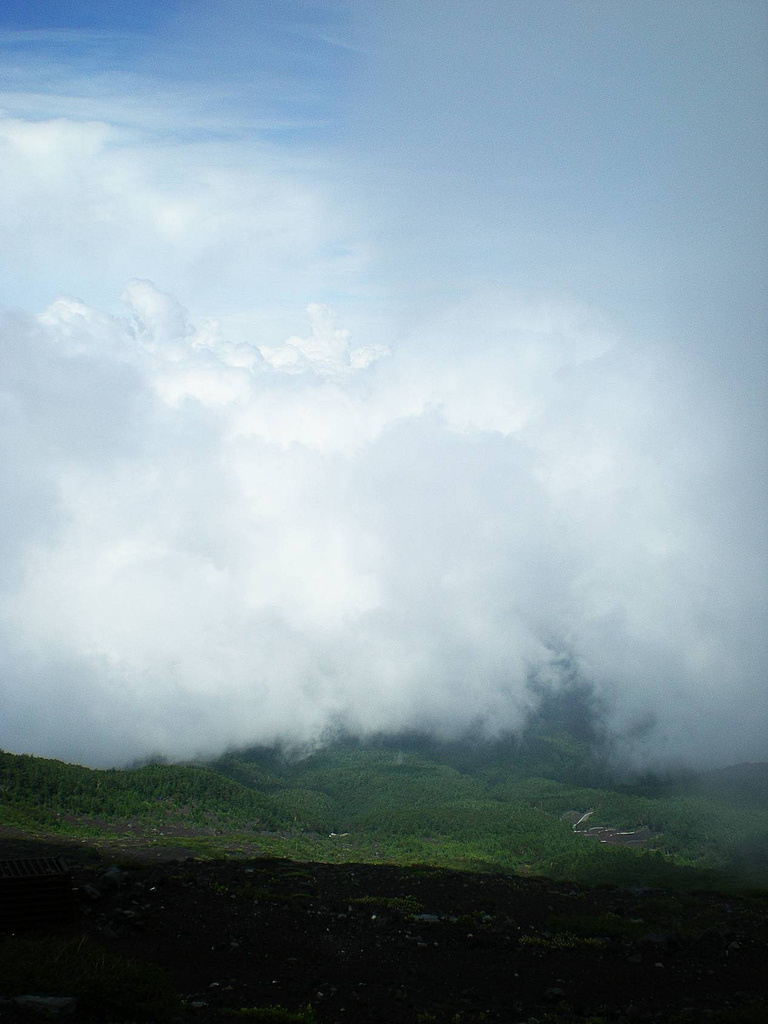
[1,4,763,774]
[0,113,366,323]
[259,302,389,376]
[0,283,764,767]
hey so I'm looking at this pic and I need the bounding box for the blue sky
[1,0,364,334]
[2,0,765,353]
[1,1,355,144]
[1,1,766,766]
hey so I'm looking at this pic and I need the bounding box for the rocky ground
[1,832,767,1023]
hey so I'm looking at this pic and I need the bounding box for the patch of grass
[351,894,424,914]
[518,931,607,950]
[237,884,311,904]
[547,911,646,939]
[0,934,180,1021]
[667,1002,768,1024]
[226,1005,317,1023]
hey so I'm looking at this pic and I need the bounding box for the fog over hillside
[2,282,764,768]
[0,1,765,768]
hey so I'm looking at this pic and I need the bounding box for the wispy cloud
[0,111,368,322]
[0,28,136,45]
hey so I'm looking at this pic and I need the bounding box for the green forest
[2,729,767,893]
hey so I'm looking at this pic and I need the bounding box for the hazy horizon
[1,1,766,769]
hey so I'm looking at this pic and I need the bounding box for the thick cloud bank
[1,283,765,767]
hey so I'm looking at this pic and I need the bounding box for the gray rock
[100,865,127,889]
[13,996,77,1018]
[543,987,565,1001]
[640,931,670,948]
[78,883,101,901]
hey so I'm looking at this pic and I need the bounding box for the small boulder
[543,987,566,1002]
[77,883,101,902]
[100,866,127,889]
[13,995,77,1018]
[640,932,671,949]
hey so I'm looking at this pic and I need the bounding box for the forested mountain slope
[2,737,767,891]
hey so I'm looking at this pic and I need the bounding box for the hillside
[2,737,767,1022]
[2,737,767,892]
[2,833,767,1024]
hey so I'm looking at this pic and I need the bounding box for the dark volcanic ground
[1,832,767,1023]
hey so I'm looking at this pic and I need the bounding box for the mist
[0,1,765,768]
[0,282,764,768]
